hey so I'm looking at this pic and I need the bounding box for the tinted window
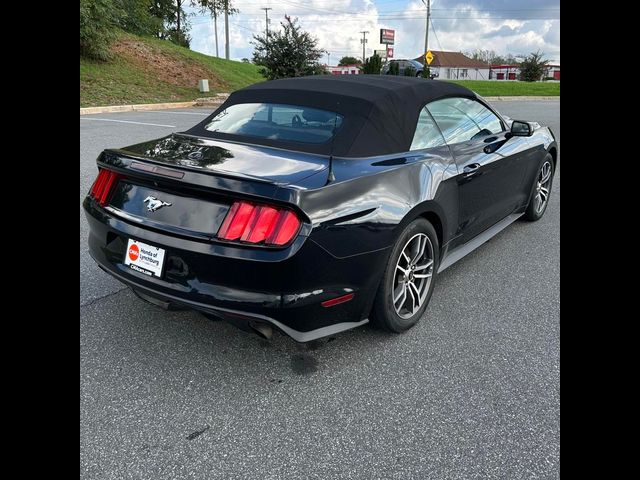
[410,107,446,150]
[204,103,344,144]
[427,97,503,144]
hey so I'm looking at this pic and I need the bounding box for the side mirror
[509,120,533,137]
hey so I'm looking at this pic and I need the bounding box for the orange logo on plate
[129,244,140,261]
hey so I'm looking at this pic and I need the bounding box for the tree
[388,61,399,75]
[518,51,549,82]
[117,0,162,36]
[467,49,497,64]
[338,56,362,66]
[360,53,382,74]
[252,16,326,80]
[404,65,416,76]
[421,66,430,78]
[80,0,125,60]
[167,0,193,48]
[148,0,176,38]
[465,49,520,66]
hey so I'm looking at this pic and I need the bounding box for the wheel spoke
[393,283,403,303]
[401,250,411,265]
[393,283,406,307]
[396,265,409,276]
[410,236,423,265]
[408,281,422,309]
[414,272,432,279]
[412,236,426,265]
[540,163,551,184]
[406,283,417,313]
[414,259,433,271]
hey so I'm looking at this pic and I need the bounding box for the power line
[430,18,443,51]
[200,16,560,24]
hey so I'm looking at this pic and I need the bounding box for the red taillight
[217,201,301,246]
[89,169,122,206]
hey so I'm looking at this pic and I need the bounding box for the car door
[427,97,531,244]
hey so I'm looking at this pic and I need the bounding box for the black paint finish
[83,92,556,342]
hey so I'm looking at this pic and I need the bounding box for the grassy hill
[80,32,264,107]
[80,34,559,107]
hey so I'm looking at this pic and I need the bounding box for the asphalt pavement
[80,100,560,479]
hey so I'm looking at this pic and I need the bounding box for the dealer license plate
[124,239,166,278]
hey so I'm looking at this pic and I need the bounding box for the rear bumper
[83,198,389,342]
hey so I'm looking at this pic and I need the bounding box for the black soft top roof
[185,75,476,157]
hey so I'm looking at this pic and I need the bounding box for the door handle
[483,136,499,143]
[463,163,481,177]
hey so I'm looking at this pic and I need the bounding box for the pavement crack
[80,287,128,308]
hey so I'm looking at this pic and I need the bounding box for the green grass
[446,80,560,97]
[80,32,264,107]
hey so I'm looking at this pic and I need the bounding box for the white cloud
[187,0,560,64]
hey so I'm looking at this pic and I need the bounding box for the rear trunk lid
[98,134,327,240]
[113,133,329,186]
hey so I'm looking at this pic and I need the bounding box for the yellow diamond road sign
[425,51,434,65]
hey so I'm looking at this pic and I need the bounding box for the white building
[413,50,491,80]
[490,64,561,81]
[326,65,361,75]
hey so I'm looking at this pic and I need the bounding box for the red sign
[128,244,140,261]
[386,46,394,58]
[380,29,395,45]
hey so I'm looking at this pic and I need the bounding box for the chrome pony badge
[143,196,172,212]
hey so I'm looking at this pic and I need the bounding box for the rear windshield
[203,103,344,144]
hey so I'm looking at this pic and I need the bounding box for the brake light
[217,201,301,246]
[89,169,122,206]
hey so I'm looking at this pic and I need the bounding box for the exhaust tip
[249,321,273,340]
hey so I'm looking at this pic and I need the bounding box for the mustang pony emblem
[143,196,172,212]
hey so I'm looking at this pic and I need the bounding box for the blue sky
[186,0,560,64]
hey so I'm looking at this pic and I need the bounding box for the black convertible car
[83,76,557,342]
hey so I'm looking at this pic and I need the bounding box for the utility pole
[213,10,219,57]
[224,0,230,60]
[360,31,369,64]
[261,7,272,38]
[327,52,331,66]
[420,0,431,59]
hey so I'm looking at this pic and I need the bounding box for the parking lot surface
[80,100,560,479]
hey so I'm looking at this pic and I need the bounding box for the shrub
[361,53,383,74]
[518,51,550,82]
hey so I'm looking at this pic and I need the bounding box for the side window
[427,97,504,144]
[410,106,447,150]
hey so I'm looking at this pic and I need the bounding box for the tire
[371,218,439,333]
[523,153,554,221]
